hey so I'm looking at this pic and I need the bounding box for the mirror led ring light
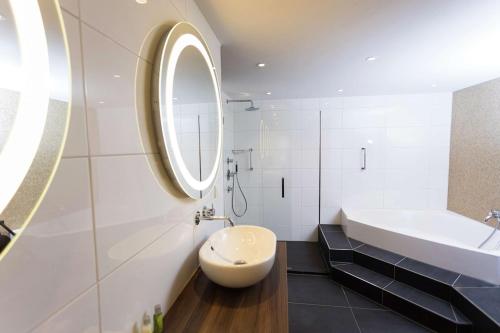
[0,0,50,214]
[156,22,223,198]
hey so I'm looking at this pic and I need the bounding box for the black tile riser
[353,251,394,278]
[331,267,383,304]
[452,290,500,333]
[395,266,454,302]
[331,249,353,262]
[382,290,468,333]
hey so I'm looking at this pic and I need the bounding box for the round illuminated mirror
[0,0,70,257]
[152,22,222,199]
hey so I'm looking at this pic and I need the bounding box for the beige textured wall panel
[448,77,500,225]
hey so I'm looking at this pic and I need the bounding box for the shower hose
[231,171,248,217]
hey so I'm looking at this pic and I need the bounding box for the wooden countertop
[164,241,288,333]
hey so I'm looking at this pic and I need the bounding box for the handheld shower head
[226,99,259,111]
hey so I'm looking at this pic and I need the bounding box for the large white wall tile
[82,26,150,156]
[31,287,99,333]
[321,109,342,129]
[91,154,200,277]
[342,108,386,128]
[99,223,197,333]
[0,158,95,333]
[234,111,261,131]
[385,106,430,127]
[80,0,181,62]
[62,13,88,157]
[60,0,79,17]
[386,127,429,147]
[384,189,430,209]
[170,0,187,18]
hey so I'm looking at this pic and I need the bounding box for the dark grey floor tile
[355,244,404,264]
[286,241,328,274]
[289,303,359,333]
[319,224,343,232]
[353,309,431,333]
[385,281,455,321]
[288,274,349,306]
[336,263,393,288]
[324,231,352,249]
[344,287,386,310]
[397,258,459,285]
[348,238,364,248]
[453,274,497,288]
[456,287,500,324]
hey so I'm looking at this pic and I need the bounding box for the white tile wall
[0,1,224,332]
[229,93,452,240]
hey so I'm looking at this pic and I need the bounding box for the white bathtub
[342,209,500,285]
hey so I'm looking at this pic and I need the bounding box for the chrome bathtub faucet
[194,206,235,227]
[478,209,500,248]
[484,210,500,223]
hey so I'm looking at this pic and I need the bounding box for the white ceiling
[195,0,500,99]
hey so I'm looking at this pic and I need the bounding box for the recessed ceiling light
[136,0,148,4]
[256,63,266,68]
[113,74,121,78]
[265,91,272,95]
[365,56,377,62]
[431,83,437,88]
[0,14,5,21]
[98,101,105,104]
[337,89,344,94]
[240,92,250,97]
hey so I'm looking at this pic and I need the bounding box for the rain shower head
[226,99,260,111]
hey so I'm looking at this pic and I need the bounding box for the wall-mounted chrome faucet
[194,206,235,227]
[478,209,500,248]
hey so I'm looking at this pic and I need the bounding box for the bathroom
[0,0,499,332]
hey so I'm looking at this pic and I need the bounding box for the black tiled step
[453,274,498,288]
[383,281,472,333]
[396,258,459,301]
[318,224,358,263]
[330,262,473,333]
[456,287,500,327]
[317,224,499,332]
[331,262,393,304]
[452,288,500,333]
[286,241,328,274]
[353,244,404,278]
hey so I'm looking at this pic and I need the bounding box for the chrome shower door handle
[249,148,254,171]
[361,147,367,170]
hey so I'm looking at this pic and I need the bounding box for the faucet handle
[201,206,215,218]
[484,209,500,223]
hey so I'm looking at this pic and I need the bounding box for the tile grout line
[341,286,362,333]
[79,20,153,65]
[451,274,462,287]
[450,303,458,322]
[77,5,103,331]
[393,256,406,278]
[396,260,459,287]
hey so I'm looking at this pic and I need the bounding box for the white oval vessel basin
[199,225,277,288]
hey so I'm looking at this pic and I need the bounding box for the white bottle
[141,313,153,333]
